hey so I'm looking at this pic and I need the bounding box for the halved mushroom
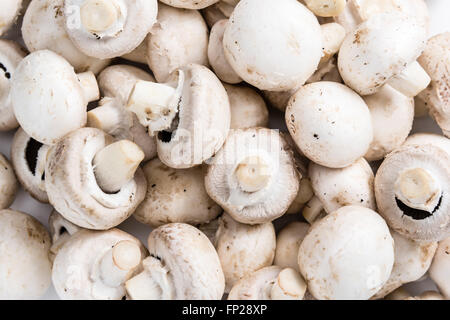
[286,81,373,168]
[160,0,219,10]
[274,222,309,272]
[0,153,18,209]
[11,50,99,145]
[22,0,111,74]
[429,237,450,299]
[0,209,52,299]
[127,63,230,169]
[134,158,221,227]
[48,210,82,263]
[146,3,209,83]
[63,0,158,59]
[0,0,23,36]
[205,128,300,224]
[45,128,147,230]
[52,228,147,300]
[125,223,225,300]
[299,206,394,300]
[0,40,26,132]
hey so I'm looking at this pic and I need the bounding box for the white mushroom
[121,38,147,64]
[52,228,147,300]
[286,81,373,168]
[286,178,314,214]
[125,223,225,300]
[48,209,82,263]
[0,153,18,209]
[205,128,300,224]
[134,158,221,227]
[404,291,445,300]
[274,222,309,272]
[429,237,450,299]
[318,22,346,67]
[304,0,346,17]
[159,0,219,10]
[0,209,52,299]
[45,128,147,230]
[0,0,23,36]
[11,50,99,145]
[63,0,158,59]
[201,1,235,28]
[223,0,323,91]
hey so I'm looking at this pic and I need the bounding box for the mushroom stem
[304,0,347,17]
[87,98,121,132]
[387,61,431,97]
[93,140,144,193]
[77,71,100,103]
[320,23,346,66]
[100,240,142,287]
[270,268,307,300]
[80,0,120,33]
[302,196,324,224]
[235,156,271,193]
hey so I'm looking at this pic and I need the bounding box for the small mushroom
[224,83,269,130]
[205,128,300,224]
[0,40,26,132]
[87,64,157,161]
[286,178,314,214]
[0,209,52,299]
[22,0,111,75]
[11,50,100,145]
[304,0,346,17]
[429,237,450,299]
[417,32,450,137]
[338,13,430,97]
[299,206,395,300]
[274,222,310,272]
[121,38,147,64]
[159,0,219,10]
[223,0,323,91]
[364,85,414,161]
[52,228,147,300]
[48,209,82,263]
[63,0,158,59]
[45,128,147,230]
[146,3,209,83]
[134,158,221,227]
[286,81,373,168]
[201,1,235,28]
[0,0,23,36]
[0,153,18,209]
[318,22,346,68]
[125,223,225,300]
[228,266,307,300]
[127,63,230,169]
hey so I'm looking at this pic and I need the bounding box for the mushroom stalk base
[87,98,122,132]
[235,156,271,193]
[77,71,100,103]
[271,268,307,300]
[80,0,120,33]
[388,61,431,97]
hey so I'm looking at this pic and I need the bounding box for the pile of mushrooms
[0,0,449,301]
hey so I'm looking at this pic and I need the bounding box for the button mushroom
[48,209,82,263]
[404,291,445,300]
[121,38,147,64]
[11,50,100,145]
[298,206,395,300]
[0,153,18,209]
[274,222,310,272]
[429,237,450,299]
[0,209,52,299]
[45,128,147,230]
[52,228,147,300]
[125,223,225,300]
[160,0,219,10]
[0,0,23,36]
[304,0,346,17]
[205,128,300,224]
[286,178,315,214]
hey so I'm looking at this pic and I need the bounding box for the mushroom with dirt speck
[0,153,18,209]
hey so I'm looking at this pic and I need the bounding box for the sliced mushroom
[125,223,225,300]
[11,50,99,145]
[429,237,450,299]
[134,158,221,227]
[48,210,82,263]
[299,206,394,300]
[0,153,18,209]
[63,0,158,59]
[0,0,23,36]
[274,222,309,272]
[160,0,219,10]
[205,128,300,224]
[45,128,147,230]
[0,209,52,299]
[52,228,147,300]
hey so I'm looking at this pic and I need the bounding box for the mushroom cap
[215,213,276,292]
[205,128,300,224]
[160,0,219,9]
[52,228,147,300]
[208,20,242,84]
[11,50,90,145]
[404,133,450,155]
[0,209,51,299]
[224,83,269,130]
[11,128,49,203]
[364,85,414,161]
[64,0,158,59]
[286,81,373,168]
[375,144,450,241]
[146,3,209,83]
[274,221,309,272]
[0,153,18,209]
[201,3,227,29]
[0,39,26,132]
[0,0,23,36]
[156,64,230,169]
[429,237,450,299]
[48,209,82,262]
[22,0,110,74]
[45,128,147,230]
[405,291,445,300]
[309,158,376,214]
[417,32,450,137]
[262,87,299,112]
[298,206,394,300]
[338,13,428,95]
[134,158,221,227]
[121,38,147,64]
[223,0,322,91]
[147,223,225,299]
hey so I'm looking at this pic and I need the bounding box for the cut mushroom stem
[235,156,272,193]
[302,196,324,224]
[77,71,100,103]
[93,140,145,193]
[387,61,431,97]
[87,98,121,132]
[304,0,347,17]
[80,0,121,33]
[270,268,307,300]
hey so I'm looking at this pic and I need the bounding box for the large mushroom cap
[0,153,18,209]
[45,127,147,230]
[0,0,23,36]
[0,209,52,299]
[223,0,323,91]
[298,206,394,300]
[429,237,450,299]
[159,0,219,10]
[205,128,300,224]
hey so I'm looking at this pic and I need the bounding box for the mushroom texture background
[0,0,448,300]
